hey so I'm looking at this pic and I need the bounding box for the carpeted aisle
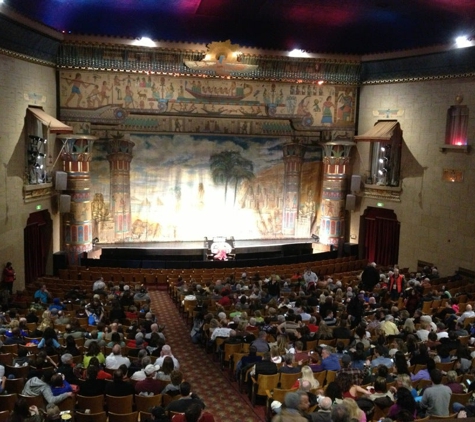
[149,291,265,422]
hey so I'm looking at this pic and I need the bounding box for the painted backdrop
[89,134,323,243]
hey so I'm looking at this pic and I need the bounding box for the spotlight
[456,36,472,48]
[92,237,99,246]
[29,135,46,143]
[311,234,320,242]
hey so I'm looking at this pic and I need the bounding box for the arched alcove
[359,207,400,266]
[24,210,52,285]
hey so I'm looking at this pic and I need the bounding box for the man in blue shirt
[370,345,394,368]
[34,284,51,304]
[310,346,341,372]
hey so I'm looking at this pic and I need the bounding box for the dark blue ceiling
[5,0,475,55]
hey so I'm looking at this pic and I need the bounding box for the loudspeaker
[345,194,356,211]
[59,194,71,213]
[350,174,361,193]
[55,171,67,191]
[343,242,359,256]
[53,251,68,276]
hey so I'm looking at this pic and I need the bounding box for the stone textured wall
[352,78,475,274]
[0,52,59,289]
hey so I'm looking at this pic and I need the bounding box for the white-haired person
[155,344,180,369]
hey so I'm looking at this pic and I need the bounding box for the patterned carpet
[149,290,265,422]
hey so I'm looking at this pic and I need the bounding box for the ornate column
[58,135,97,265]
[107,137,135,241]
[319,141,355,247]
[282,141,306,236]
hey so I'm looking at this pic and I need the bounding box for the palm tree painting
[209,150,254,205]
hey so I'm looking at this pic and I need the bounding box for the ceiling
[5,0,475,55]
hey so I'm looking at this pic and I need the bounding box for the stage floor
[80,239,334,270]
[92,238,328,259]
[98,238,316,250]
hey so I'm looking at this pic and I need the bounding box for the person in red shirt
[125,305,139,320]
[389,268,405,300]
[217,292,232,307]
[87,357,112,380]
[2,262,15,293]
[307,316,319,333]
[126,332,148,349]
[171,403,215,422]
[135,364,163,395]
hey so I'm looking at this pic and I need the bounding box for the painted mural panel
[89,134,323,243]
[59,70,356,131]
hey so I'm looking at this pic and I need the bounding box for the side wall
[0,52,59,289]
[352,78,475,274]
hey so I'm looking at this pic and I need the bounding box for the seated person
[125,305,139,321]
[13,348,29,367]
[166,382,205,414]
[48,298,64,312]
[78,364,107,396]
[135,364,162,396]
[105,368,135,397]
[236,345,262,380]
[445,370,464,393]
[57,353,80,385]
[279,353,301,374]
[22,370,73,404]
[50,373,73,396]
[161,370,183,396]
[171,403,216,422]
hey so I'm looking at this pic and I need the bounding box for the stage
[97,239,318,261]
[74,239,338,270]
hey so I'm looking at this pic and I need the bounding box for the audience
[2,260,473,422]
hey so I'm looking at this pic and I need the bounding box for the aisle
[149,291,264,422]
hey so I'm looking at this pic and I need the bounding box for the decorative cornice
[361,47,475,85]
[23,183,54,203]
[362,71,475,85]
[0,47,55,67]
[363,184,401,202]
[57,42,361,84]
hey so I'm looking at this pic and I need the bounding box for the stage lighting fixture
[92,237,99,246]
[311,234,320,242]
[456,36,472,48]
[29,135,46,144]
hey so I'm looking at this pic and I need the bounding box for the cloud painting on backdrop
[89,133,323,243]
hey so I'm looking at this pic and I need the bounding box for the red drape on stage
[361,207,400,266]
[24,210,52,285]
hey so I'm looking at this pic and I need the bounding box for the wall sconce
[441,95,470,153]
[446,95,468,145]
[442,169,463,183]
